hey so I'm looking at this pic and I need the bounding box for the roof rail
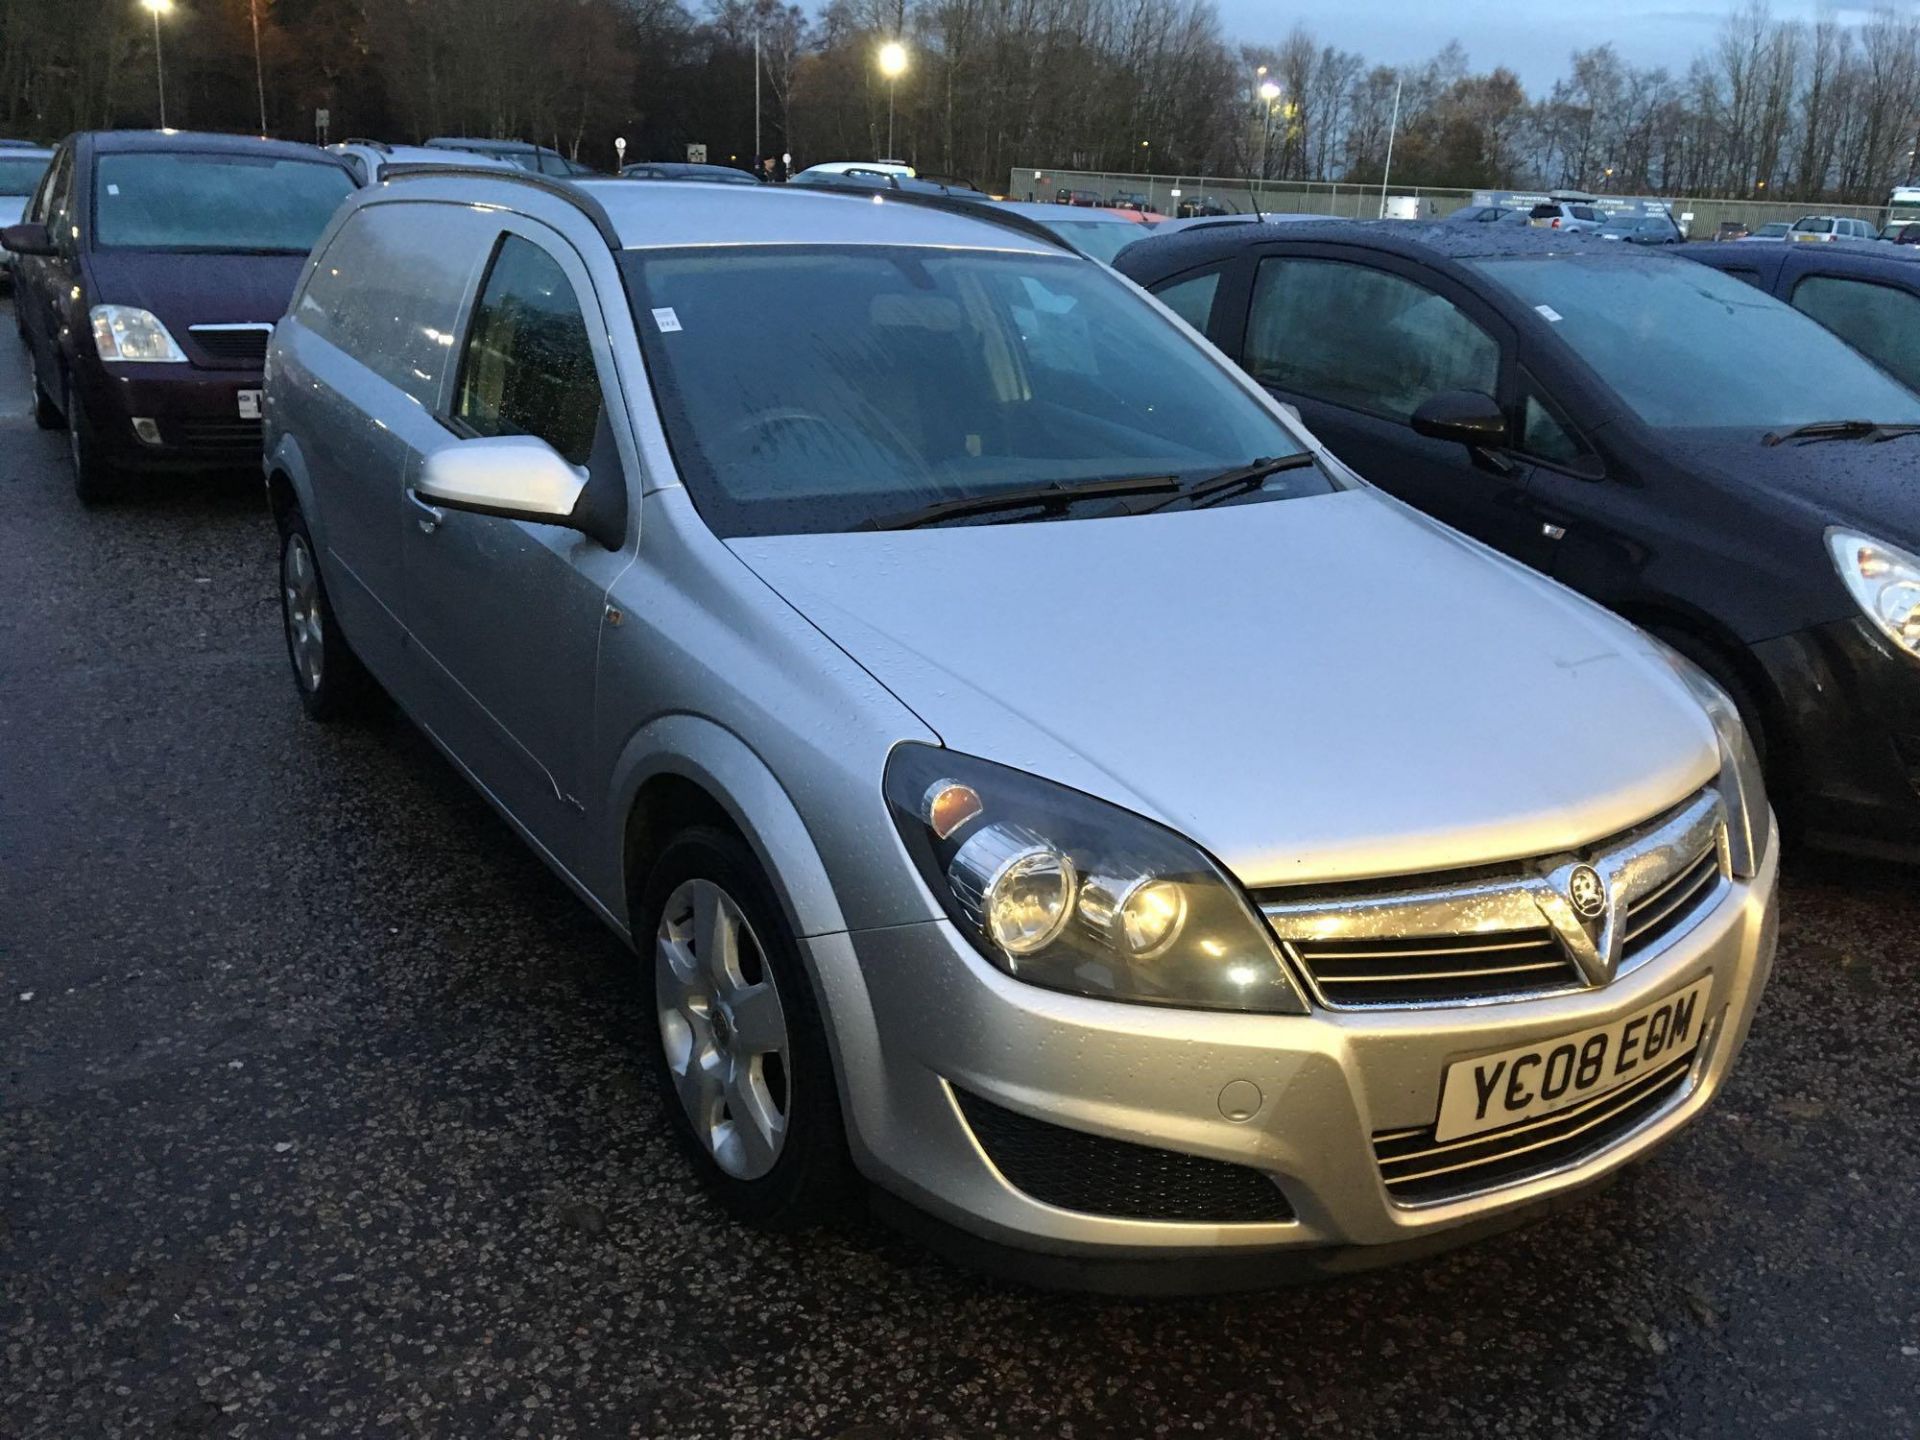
[853,188,1081,256]
[378,165,623,251]
[340,137,392,152]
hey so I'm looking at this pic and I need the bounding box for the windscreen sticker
[651,307,682,333]
[1534,304,1563,323]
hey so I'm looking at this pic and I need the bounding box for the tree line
[1,0,1915,202]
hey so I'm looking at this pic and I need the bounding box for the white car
[792,160,916,182]
[325,141,516,187]
[0,145,53,280]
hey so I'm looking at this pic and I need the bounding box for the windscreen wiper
[1141,453,1319,513]
[860,473,1180,531]
[1763,420,1920,446]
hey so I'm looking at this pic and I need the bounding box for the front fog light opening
[947,822,1077,957]
[1080,872,1188,958]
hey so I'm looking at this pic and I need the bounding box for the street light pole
[1259,80,1280,182]
[250,0,267,133]
[877,41,908,160]
[141,0,173,130]
[754,28,762,170]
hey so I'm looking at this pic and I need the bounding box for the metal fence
[1012,168,1892,236]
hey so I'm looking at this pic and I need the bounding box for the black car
[1597,213,1685,245]
[1116,220,1920,855]
[2,130,354,503]
[1684,239,1920,394]
[621,161,760,184]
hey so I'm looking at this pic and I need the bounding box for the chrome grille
[1373,1051,1697,1204]
[1622,844,1721,958]
[1288,928,1579,1007]
[1258,788,1728,1009]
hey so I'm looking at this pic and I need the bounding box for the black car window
[1529,204,1559,221]
[1791,275,1920,393]
[1245,257,1499,423]
[1520,390,1592,469]
[1471,255,1920,429]
[1152,268,1223,332]
[42,147,74,230]
[455,234,603,466]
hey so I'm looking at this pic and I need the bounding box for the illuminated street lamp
[1258,80,1281,179]
[140,0,172,130]
[878,41,908,160]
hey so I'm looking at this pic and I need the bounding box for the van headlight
[90,305,187,363]
[1827,528,1920,659]
[884,744,1307,1013]
[1651,644,1767,878]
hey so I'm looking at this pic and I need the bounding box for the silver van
[263,174,1778,1289]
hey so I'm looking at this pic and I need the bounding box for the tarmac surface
[1,301,1915,1438]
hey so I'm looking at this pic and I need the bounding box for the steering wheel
[731,407,839,448]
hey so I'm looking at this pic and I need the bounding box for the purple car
[2,130,353,503]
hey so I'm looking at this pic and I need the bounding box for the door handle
[405,487,445,534]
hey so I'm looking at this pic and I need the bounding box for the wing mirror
[0,221,56,257]
[415,434,590,529]
[1411,390,1509,448]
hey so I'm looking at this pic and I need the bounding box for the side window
[27,147,67,224]
[1245,257,1500,423]
[1152,268,1222,333]
[1519,389,1593,469]
[455,235,603,465]
[42,148,74,230]
[1791,275,1920,392]
[297,203,494,407]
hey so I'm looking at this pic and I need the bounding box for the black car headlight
[884,744,1307,1013]
[1650,644,1768,878]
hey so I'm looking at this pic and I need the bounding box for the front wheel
[65,374,121,505]
[641,826,853,1229]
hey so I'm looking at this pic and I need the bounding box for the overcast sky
[1214,1,1871,92]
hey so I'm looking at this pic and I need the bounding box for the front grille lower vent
[189,325,271,364]
[1289,928,1582,1007]
[170,417,263,453]
[1372,1052,1696,1205]
[955,1090,1293,1224]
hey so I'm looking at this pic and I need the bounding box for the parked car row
[27,127,1920,1293]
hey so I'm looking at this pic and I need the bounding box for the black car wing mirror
[1411,390,1509,447]
[0,221,56,257]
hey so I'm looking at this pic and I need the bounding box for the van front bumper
[815,824,1777,1283]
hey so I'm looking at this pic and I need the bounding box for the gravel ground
[1,304,1915,1439]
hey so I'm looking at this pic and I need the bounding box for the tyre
[64,373,121,505]
[640,826,852,1229]
[277,508,372,720]
[31,367,60,429]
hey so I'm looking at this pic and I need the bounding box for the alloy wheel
[655,877,792,1180]
[282,532,324,693]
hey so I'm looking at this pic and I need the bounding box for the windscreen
[623,245,1323,536]
[1471,255,1920,430]
[0,156,48,196]
[93,151,353,252]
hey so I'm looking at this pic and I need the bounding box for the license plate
[1433,977,1712,1142]
[237,390,262,420]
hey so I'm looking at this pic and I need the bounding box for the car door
[402,222,635,866]
[280,199,499,681]
[1209,245,1560,568]
[1785,270,1920,393]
